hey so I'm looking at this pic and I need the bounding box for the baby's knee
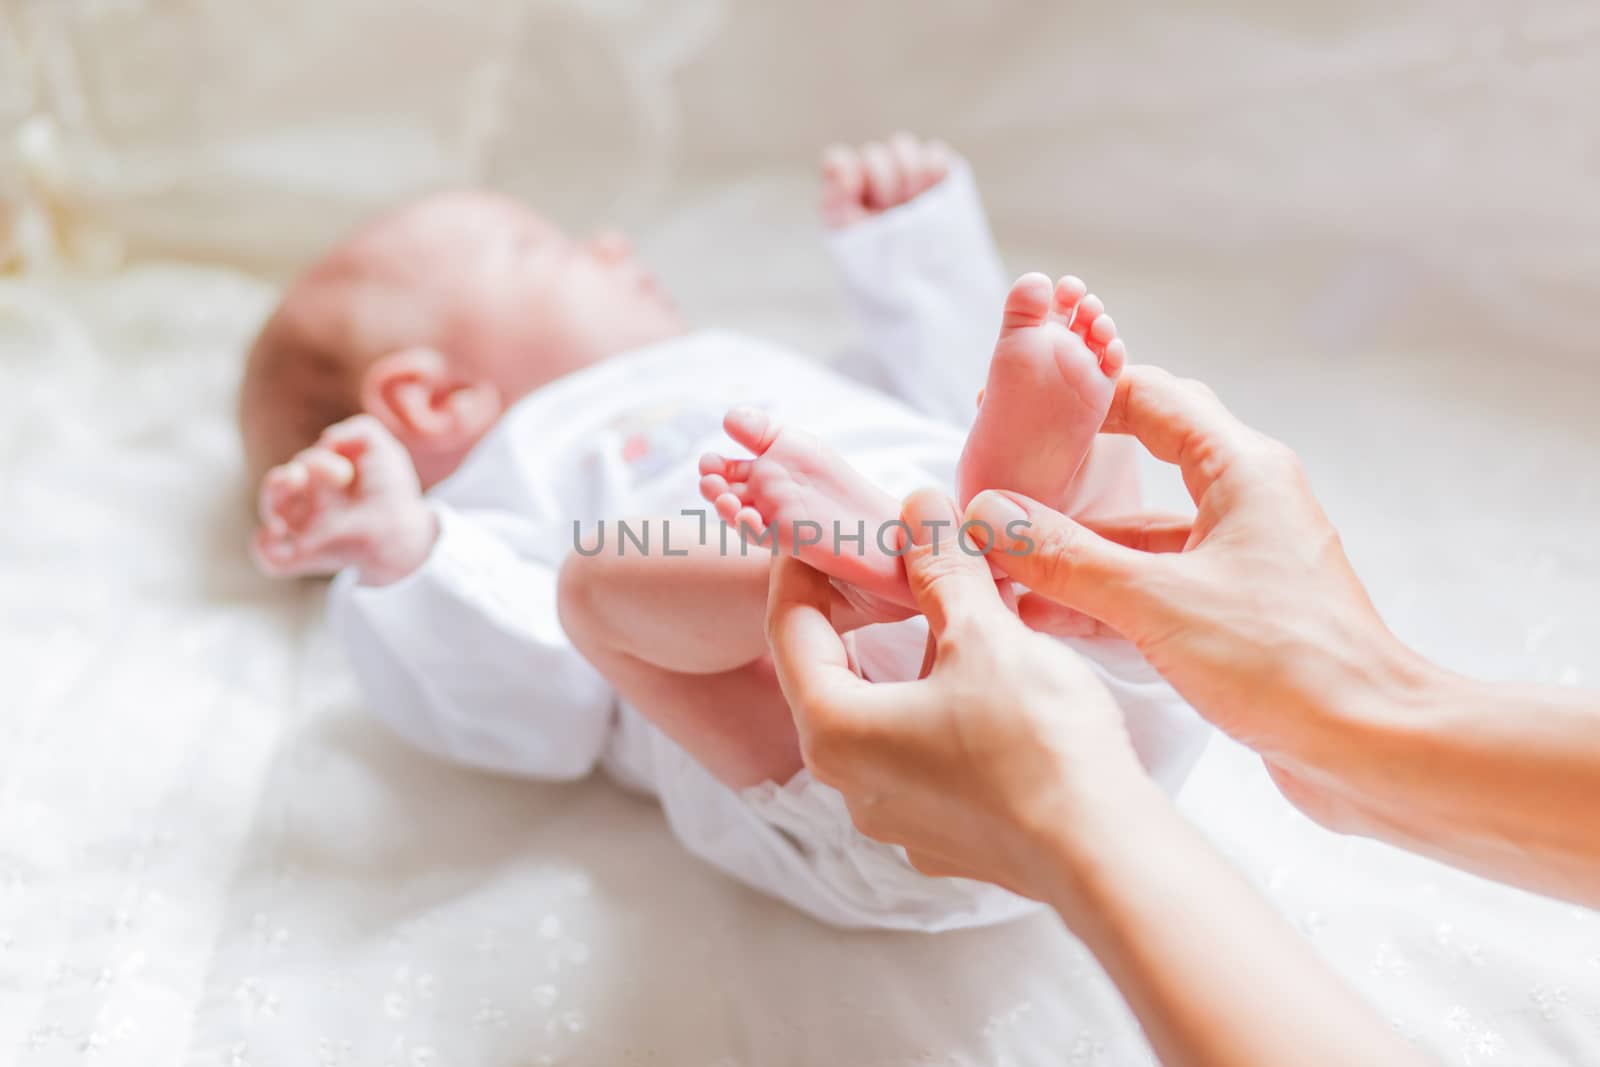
[558,549,641,657]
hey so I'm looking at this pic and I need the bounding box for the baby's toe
[1001,273,1055,329]
[1087,314,1117,356]
[723,407,779,455]
[713,493,744,527]
[1070,294,1105,339]
[1049,275,1087,325]
[1101,337,1127,376]
[733,505,768,539]
[699,473,731,503]
[1068,295,1107,342]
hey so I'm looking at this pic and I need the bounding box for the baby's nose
[587,230,632,263]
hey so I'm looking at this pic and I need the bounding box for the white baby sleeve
[825,158,1010,428]
[328,504,616,780]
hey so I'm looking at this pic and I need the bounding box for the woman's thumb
[964,490,1166,639]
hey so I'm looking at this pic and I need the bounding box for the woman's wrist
[1263,625,1453,789]
[1025,762,1435,1067]
[1020,760,1178,925]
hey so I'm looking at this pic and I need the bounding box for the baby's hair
[238,303,366,489]
[237,190,486,489]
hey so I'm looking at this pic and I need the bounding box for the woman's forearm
[1299,654,1600,906]
[1041,779,1431,1067]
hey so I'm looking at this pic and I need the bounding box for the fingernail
[903,490,958,546]
[969,491,1029,535]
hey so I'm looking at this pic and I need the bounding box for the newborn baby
[243,134,1208,930]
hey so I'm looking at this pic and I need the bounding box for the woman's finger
[766,554,882,722]
[1081,513,1196,554]
[1101,365,1254,501]
[1015,594,1123,639]
[965,490,1175,640]
[899,488,1009,641]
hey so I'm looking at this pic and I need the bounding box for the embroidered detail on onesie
[609,405,726,482]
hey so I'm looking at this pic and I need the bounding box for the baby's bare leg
[557,520,803,788]
[561,520,778,673]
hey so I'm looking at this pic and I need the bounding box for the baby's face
[400,193,687,403]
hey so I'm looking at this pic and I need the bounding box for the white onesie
[329,164,1210,931]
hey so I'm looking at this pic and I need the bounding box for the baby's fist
[252,414,436,585]
[819,132,953,229]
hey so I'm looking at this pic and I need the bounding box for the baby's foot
[699,408,913,608]
[820,132,953,229]
[956,273,1126,509]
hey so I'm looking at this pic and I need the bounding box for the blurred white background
[4,0,1599,357]
[2,3,1598,1065]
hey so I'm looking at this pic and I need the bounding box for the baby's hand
[819,132,953,229]
[252,414,437,586]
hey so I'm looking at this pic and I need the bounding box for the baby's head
[239,190,686,488]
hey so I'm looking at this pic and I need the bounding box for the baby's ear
[360,347,502,454]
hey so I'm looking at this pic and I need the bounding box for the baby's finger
[260,461,311,530]
[819,144,867,227]
[905,139,946,197]
[251,526,339,578]
[271,508,372,576]
[820,144,862,194]
[318,416,380,466]
[251,526,294,575]
[887,132,921,197]
[258,468,292,532]
[300,447,356,491]
[860,141,902,210]
[920,139,953,192]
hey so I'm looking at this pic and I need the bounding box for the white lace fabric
[2,3,1599,1064]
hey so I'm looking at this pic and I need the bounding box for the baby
[243,134,1207,930]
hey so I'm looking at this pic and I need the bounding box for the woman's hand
[766,489,1154,904]
[965,364,1600,906]
[767,486,1433,1067]
[964,364,1429,777]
